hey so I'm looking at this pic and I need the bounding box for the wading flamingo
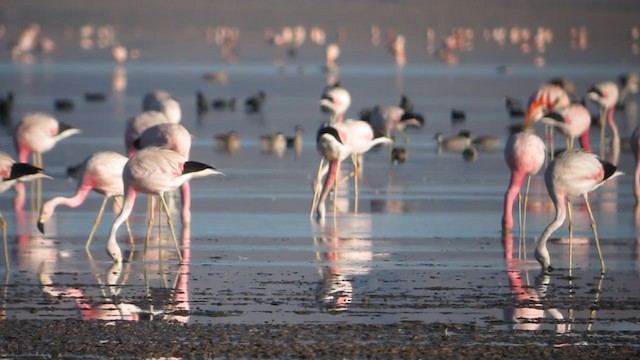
[37,151,131,249]
[13,112,80,211]
[502,130,546,232]
[534,150,622,274]
[106,147,222,263]
[587,81,620,158]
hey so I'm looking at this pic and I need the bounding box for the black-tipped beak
[37,221,45,234]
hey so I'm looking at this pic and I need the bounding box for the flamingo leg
[587,273,605,332]
[310,159,325,218]
[517,192,523,259]
[583,193,606,273]
[332,164,340,216]
[352,154,359,214]
[85,196,109,250]
[566,197,574,275]
[159,193,183,262]
[36,153,43,213]
[599,106,606,158]
[1,213,7,272]
[522,175,532,238]
[143,196,155,259]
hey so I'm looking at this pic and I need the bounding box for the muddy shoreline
[1,320,639,358]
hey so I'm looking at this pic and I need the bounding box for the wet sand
[1,1,640,358]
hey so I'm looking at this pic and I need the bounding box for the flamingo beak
[37,221,45,234]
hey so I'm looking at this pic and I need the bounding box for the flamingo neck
[107,187,137,262]
[502,171,526,230]
[535,193,567,271]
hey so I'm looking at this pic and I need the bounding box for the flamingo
[13,112,80,211]
[366,105,424,143]
[534,150,623,274]
[37,151,131,249]
[539,103,592,152]
[311,122,392,220]
[13,112,81,167]
[320,85,351,123]
[142,90,181,124]
[135,122,194,226]
[502,131,546,231]
[124,111,171,157]
[525,84,571,123]
[106,147,222,263]
[587,81,620,158]
[525,84,571,156]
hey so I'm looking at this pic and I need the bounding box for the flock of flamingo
[1,90,223,266]
[1,71,639,278]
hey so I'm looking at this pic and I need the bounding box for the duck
[214,131,240,155]
[245,90,266,113]
[435,130,472,152]
[260,132,286,157]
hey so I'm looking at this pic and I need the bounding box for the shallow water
[1,2,640,341]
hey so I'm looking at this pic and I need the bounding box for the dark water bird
[0,92,15,119]
[451,109,466,120]
[196,91,208,115]
[245,90,266,113]
[286,125,304,158]
[211,97,237,111]
[399,94,415,114]
[505,96,524,118]
[54,99,74,111]
[435,130,472,152]
[534,150,623,274]
[472,135,501,152]
[391,146,407,164]
[84,92,107,102]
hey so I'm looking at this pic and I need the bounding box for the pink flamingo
[587,81,620,158]
[13,112,81,166]
[320,85,351,123]
[142,90,182,124]
[525,84,571,156]
[525,84,571,123]
[539,103,592,152]
[13,112,80,211]
[534,150,623,274]
[135,122,194,226]
[311,122,392,220]
[124,110,171,157]
[502,130,546,231]
[106,147,222,263]
[37,151,131,249]
[367,105,424,142]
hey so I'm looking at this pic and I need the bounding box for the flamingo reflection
[313,217,374,313]
[37,227,191,323]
